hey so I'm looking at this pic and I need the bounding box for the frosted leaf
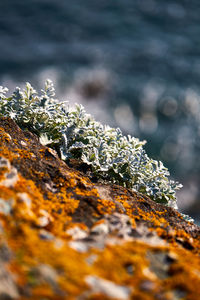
[41,79,55,98]
[24,82,37,100]
[12,87,23,100]
[39,133,55,146]
[0,86,8,99]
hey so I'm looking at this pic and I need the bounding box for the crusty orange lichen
[97,198,116,215]
[0,117,200,300]
[0,126,11,142]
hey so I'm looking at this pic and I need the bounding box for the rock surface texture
[0,117,199,300]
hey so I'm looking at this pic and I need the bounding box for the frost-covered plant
[0,80,183,209]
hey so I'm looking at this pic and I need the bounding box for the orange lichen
[0,126,11,142]
[0,118,200,299]
[97,198,116,215]
[14,148,36,160]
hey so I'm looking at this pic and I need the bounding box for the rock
[85,275,131,299]
[0,117,200,299]
[0,263,19,299]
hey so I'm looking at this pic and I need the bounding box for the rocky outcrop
[0,117,199,300]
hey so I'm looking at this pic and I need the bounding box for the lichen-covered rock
[0,117,199,300]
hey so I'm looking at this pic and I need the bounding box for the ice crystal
[0,80,183,209]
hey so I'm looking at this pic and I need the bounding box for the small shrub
[0,80,183,210]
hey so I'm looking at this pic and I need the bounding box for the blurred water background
[0,0,199,223]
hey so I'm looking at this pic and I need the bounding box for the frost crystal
[0,80,183,209]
